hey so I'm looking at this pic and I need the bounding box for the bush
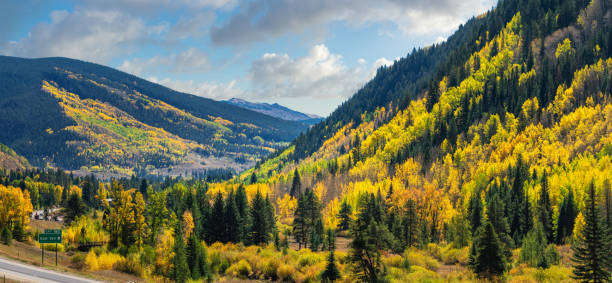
[140,245,155,266]
[1,226,12,245]
[225,259,252,279]
[97,252,122,270]
[85,251,98,271]
[544,245,561,266]
[277,264,298,282]
[262,257,281,280]
[42,243,65,252]
[113,258,143,276]
[71,253,87,270]
[403,249,440,270]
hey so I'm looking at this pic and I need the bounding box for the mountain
[0,56,310,176]
[224,98,323,124]
[239,0,611,244]
[0,143,30,171]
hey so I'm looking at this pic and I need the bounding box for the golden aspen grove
[0,0,611,282]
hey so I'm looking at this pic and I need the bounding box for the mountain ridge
[0,55,310,176]
[224,98,323,124]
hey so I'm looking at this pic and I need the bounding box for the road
[0,257,103,283]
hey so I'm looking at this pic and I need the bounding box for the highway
[0,257,103,283]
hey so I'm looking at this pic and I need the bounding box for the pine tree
[290,169,301,198]
[347,194,391,282]
[337,201,352,231]
[293,194,308,249]
[426,80,440,112]
[401,198,419,248]
[250,173,257,184]
[248,190,271,245]
[556,189,578,244]
[603,181,611,230]
[139,179,148,200]
[468,193,483,235]
[235,184,249,241]
[538,172,554,243]
[209,192,225,243]
[186,233,202,279]
[1,226,12,245]
[171,223,190,283]
[571,182,611,282]
[63,192,87,224]
[486,193,514,261]
[469,222,507,280]
[321,229,340,282]
[224,191,242,243]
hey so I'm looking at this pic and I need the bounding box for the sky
[0,0,496,116]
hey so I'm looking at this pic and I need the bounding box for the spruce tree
[186,233,203,279]
[224,191,242,243]
[468,193,483,235]
[486,194,514,261]
[293,193,308,249]
[556,189,577,244]
[347,194,392,282]
[171,223,190,283]
[321,229,340,282]
[538,172,554,243]
[248,190,271,245]
[469,222,507,280]
[337,201,352,231]
[401,198,419,248]
[571,182,611,282]
[290,169,301,198]
[235,185,249,241]
[209,192,225,243]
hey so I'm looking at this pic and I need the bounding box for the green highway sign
[44,229,61,235]
[39,233,62,244]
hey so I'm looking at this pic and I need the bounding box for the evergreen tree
[224,191,242,242]
[486,193,514,260]
[401,199,419,248]
[186,233,202,279]
[293,193,308,249]
[1,226,12,245]
[468,193,483,235]
[448,213,471,248]
[469,222,507,280]
[519,223,550,268]
[603,181,611,230]
[337,201,352,231]
[571,182,611,282]
[347,194,392,282]
[321,229,340,282]
[209,192,225,243]
[250,173,257,184]
[290,169,301,198]
[248,190,271,245]
[556,189,578,244]
[537,172,555,243]
[425,80,440,112]
[171,223,190,283]
[63,192,87,224]
[235,184,250,241]
[139,179,148,200]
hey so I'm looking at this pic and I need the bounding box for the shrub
[85,251,98,271]
[544,245,561,265]
[42,243,65,252]
[225,259,252,279]
[71,253,87,270]
[1,227,12,245]
[140,245,155,266]
[97,252,122,270]
[440,246,469,264]
[262,257,281,280]
[277,264,298,282]
[403,249,440,270]
[113,258,143,276]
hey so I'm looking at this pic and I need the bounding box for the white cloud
[1,9,155,63]
[118,48,211,76]
[248,44,392,99]
[211,0,494,46]
[149,77,244,100]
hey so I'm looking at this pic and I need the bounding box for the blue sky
[1,0,496,116]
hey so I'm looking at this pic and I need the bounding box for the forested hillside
[1,0,611,282]
[0,56,309,176]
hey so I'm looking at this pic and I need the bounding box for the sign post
[39,230,62,266]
